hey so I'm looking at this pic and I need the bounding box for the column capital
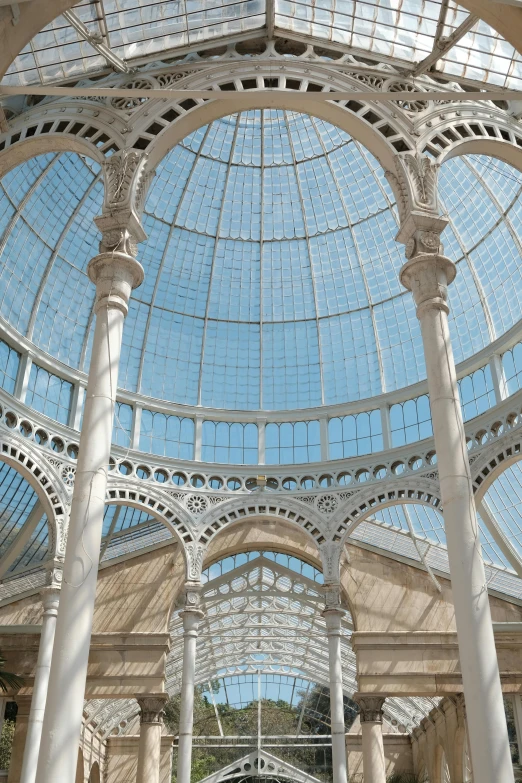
[387,153,444,227]
[39,585,60,616]
[354,695,386,724]
[96,149,152,255]
[87,252,144,315]
[136,693,169,725]
[400,253,456,318]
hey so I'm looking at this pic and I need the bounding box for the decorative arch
[105,481,195,550]
[423,120,522,171]
[0,429,68,559]
[134,65,410,190]
[332,479,443,545]
[201,515,324,574]
[196,495,327,549]
[471,428,522,500]
[0,131,109,179]
[88,761,101,783]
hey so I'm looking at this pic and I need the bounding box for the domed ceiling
[0,110,521,411]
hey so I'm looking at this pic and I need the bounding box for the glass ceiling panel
[0,126,520,410]
[2,0,521,90]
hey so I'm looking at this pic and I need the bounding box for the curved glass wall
[1,128,522,422]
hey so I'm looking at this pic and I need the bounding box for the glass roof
[2,0,522,90]
[165,550,439,731]
[0,119,521,410]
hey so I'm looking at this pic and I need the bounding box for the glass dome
[0,110,521,411]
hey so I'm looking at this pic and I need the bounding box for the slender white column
[35,252,143,783]
[322,608,348,783]
[19,587,60,783]
[356,696,386,783]
[136,694,168,783]
[177,606,204,783]
[8,697,32,783]
[400,251,514,783]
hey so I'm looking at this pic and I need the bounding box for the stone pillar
[177,587,204,783]
[20,586,60,783]
[322,587,348,783]
[136,694,168,783]
[8,697,32,783]
[35,151,150,783]
[395,153,514,783]
[356,696,386,783]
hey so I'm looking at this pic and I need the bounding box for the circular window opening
[301,476,315,489]
[282,477,297,490]
[19,420,32,438]
[337,472,351,486]
[245,477,257,491]
[266,478,279,491]
[209,476,223,490]
[191,474,205,489]
[136,465,151,480]
[172,472,186,486]
[227,477,241,491]
[319,474,333,487]
[154,469,168,483]
[51,437,64,453]
[5,412,17,429]
[67,443,79,460]
[35,429,48,446]
[118,461,132,476]
[355,469,369,482]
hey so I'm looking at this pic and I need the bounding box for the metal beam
[0,502,43,579]
[476,499,522,578]
[411,13,479,76]
[1,83,520,102]
[266,0,275,40]
[62,10,130,74]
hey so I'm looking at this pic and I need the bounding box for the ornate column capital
[95,149,152,254]
[88,150,151,314]
[400,252,456,318]
[136,693,169,725]
[354,695,386,724]
[39,585,60,617]
[180,581,204,631]
[87,251,144,315]
[322,584,345,632]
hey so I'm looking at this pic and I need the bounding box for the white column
[14,352,32,403]
[194,416,203,461]
[19,586,60,783]
[400,250,514,783]
[320,416,329,461]
[136,694,168,783]
[355,696,386,783]
[177,604,204,783]
[35,151,148,783]
[322,606,348,783]
[379,406,391,451]
[489,353,508,404]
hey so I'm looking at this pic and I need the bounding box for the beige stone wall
[106,735,173,783]
[343,544,522,633]
[203,519,322,571]
[92,545,185,634]
[346,733,414,781]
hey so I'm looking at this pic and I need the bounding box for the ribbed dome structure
[0,111,521,410]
